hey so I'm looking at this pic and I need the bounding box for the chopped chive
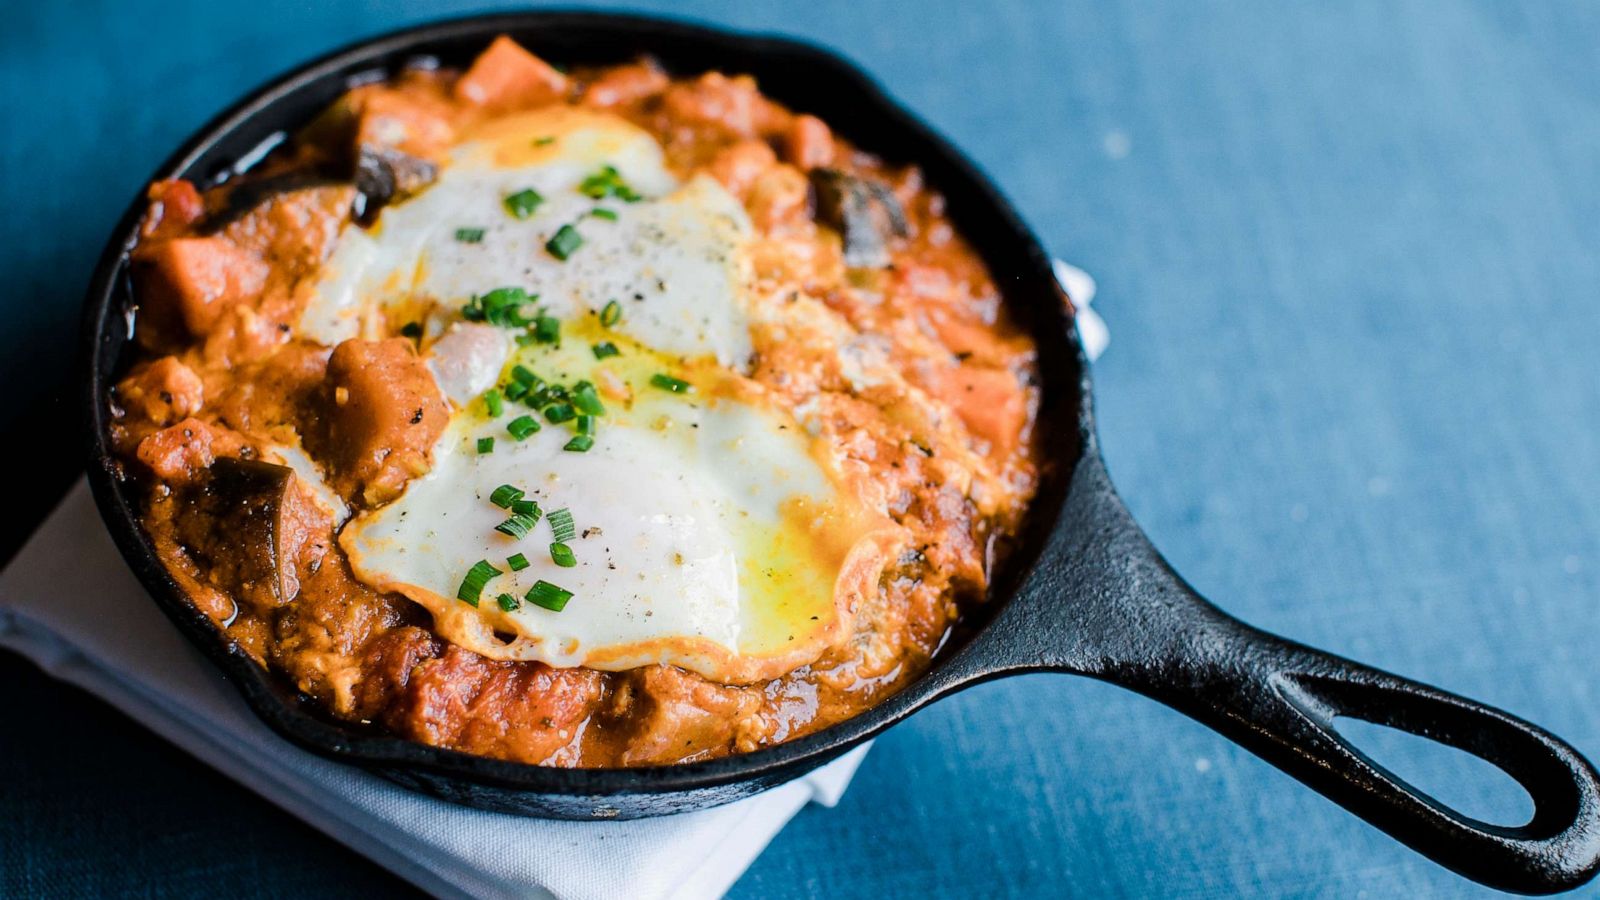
[525,580,573,612]
[549,542,577,567]
[457,560,501,605]
[507,552,531,571]
[650,373,692,393]
[544,403,576,424]
[495,512,541,540]
[592,341,620,360]
[534,384,568,405]
[563,435,594,452]
[578,165,642,203]
[545,224,584,260]
[534,315,561,343]
[490,484,524,508]
[533,136,556,147]
[589,207,618,221]
[483,388,504,417]
[511,365,538,386]
[503,379,529,401]
[507,415,541,439]
[547,507,576,543]
[504,188,544,219]
[463,286,534,328]
[578,168,613,199]
[476,436,495,454]
[576,415,595,436]
[495,592,521,612]
[571,380,605,416]
[511,498,541,519]
[599,299,622,327]
[514,332,538,347]
[400,321,423,339]
[455,227,485,243]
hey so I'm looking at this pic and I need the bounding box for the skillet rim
[80,9,1091,798]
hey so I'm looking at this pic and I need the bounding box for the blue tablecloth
[4,2,1597,896]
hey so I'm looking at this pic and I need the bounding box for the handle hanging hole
[1333,715,1535,828]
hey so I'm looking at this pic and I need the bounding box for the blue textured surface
[4,1,1599,896]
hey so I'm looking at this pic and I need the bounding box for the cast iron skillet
[81,11,1600,894]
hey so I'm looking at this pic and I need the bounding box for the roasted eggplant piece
[353,146,437,224]
[810,168,909,269]
[176,457,325,610]
[294,91,443,223]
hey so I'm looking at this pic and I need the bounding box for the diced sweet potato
[135,236,269,339]
[399,647,604,764]
[316,338,448,504]
[941,364,1028,458]
[134,417,245,483]
[662,72,767,138]
[614,665,762,766]
[747,165,813,232]
[453,36,568,111]
[706,139,777,198]
[580,62,668,107]
[349,84,456,160]
[220,184,356,274]
[116,356,204,427]
[140,179,207,241]
[784,114,835,170]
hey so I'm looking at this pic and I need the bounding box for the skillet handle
[1005,453,1600,894]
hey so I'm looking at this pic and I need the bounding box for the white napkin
[1056,260,1109,359]
[0,262,1102,900]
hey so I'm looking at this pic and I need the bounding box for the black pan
[81,11,1600,894]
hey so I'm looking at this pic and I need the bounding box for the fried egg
[320,109,901,684]
[302,107,755,367]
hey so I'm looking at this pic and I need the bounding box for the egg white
[315,108,901,683]
[302,107,755,368]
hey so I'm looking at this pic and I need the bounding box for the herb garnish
[578,165,642,202]
[507,415,541,439]
[650,373,692,393]
[457,560,501,606]
[463,287,536,327]
[547,508,576,543]
[525,580,573,612]
[545,224,584,260]
[571,380,605,416]
[549,542,577,567]
[504,188,544,219]
[494,511,541,540]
